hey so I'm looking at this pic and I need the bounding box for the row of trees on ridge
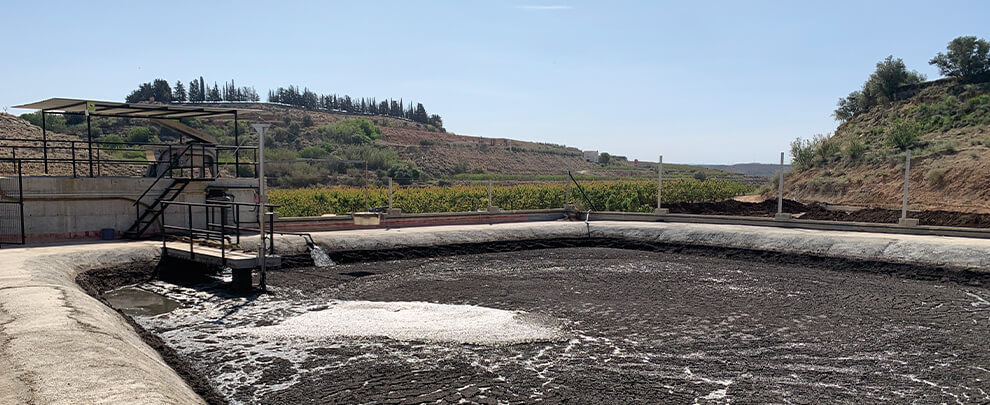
[124,78,443,129]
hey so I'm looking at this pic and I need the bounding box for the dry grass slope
[782,79,990,213]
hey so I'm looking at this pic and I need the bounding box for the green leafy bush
[844,140,867,161]
[127,126,157,143]
[387,162,421,185]
[317,118,381,144]
[885,121,921,151]
[299,146,329,159]
[790,134,834,170]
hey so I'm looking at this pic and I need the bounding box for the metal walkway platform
[163,241,280,269]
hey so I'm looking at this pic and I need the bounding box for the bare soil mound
[666,198,990,228]
[801,205,990,228]
[665,198,806,216]
[0,113,136,176]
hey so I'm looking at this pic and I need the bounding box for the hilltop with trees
[124,77,443,129]
[783,36,990,212]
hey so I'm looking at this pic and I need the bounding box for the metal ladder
[123,179,191,239]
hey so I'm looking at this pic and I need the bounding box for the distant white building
[583,150,599,163]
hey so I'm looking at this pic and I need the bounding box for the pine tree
[188,80,200,102]
[208,83,221,101]
[173,80,187,102]
[151,79,172,103]
[413,103,428,123]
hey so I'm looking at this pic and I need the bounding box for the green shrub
[127,126,156,143]
[317,118,382,145]
[452,161,469,174]
[19,112,66,133]
[99,134,127,149]
[790,134,834,169]
[816,136,841,163]
[885,120,921,151]
[338,144,398,170]
[387,162,421,185]
[935,141,958,154]
[844,140,867,161]
[299,146,329,159]
[924,167,948,185]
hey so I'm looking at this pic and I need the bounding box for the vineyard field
[269,179,753,217]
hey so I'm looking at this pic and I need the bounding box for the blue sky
[1,1,988,164]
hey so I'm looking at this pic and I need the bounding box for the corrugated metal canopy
[13,98,259,119]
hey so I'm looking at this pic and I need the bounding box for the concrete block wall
[13,176,258,242]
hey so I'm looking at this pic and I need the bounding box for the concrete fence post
[775,152,792,221]
[899,149,918,226]
[386,177,401,216]
[487,179,501,213]
[654,155,668,215]
[565,160,571,206]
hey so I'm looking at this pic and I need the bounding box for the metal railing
[0,159,25,247]
[160,200,278,266]
[0,137,258,178]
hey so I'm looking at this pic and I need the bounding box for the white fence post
[654,155,668,215]
[487,179,501,212]
[774,151,792,221]
[898,149,918,226]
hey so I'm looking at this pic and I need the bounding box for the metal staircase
[123,143,217,239]
[123,179,191,239]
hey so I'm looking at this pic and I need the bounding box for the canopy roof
[14,98,259,120]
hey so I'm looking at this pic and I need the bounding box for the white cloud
[514,5,572,10]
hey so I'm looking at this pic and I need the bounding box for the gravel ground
[122,247,990,404]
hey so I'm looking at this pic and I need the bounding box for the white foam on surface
[233,300,564,345]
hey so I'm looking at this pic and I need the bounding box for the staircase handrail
[132,144,192,206]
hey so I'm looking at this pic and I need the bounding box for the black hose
[567,171,597,212]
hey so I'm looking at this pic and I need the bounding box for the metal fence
[0,159,25,246]
[0,137,258,178]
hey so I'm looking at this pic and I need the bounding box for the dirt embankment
[782,148,990,214]
[781,78,990,213]
[669,198,990,228]
[0,113,137,176]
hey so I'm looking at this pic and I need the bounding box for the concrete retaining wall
[12,176,257,242]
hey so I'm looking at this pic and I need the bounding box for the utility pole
[251,124,271,289]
